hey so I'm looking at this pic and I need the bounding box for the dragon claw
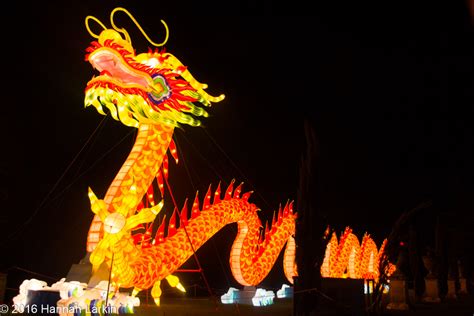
[131,288,141,297]
[151,280,162,306]
[165,274,186,293]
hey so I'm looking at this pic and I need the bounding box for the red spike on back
[233,182,244,199]
[283,202,289,217]
[147,183,155,206]
[203,184,212,210]
[378,239,388,262]
[191,192,200,219]
[155,215,167,244]
[157,170,164,195]
[241,191,253,201]
[213,182,221,204]
[180,199,189,227]
[168,208,178,237]
[143,225,153,247]
[270,211,278,234]
[163,156,169,179]
[277,204,283,225]
[224,179,235,200]
[169,139,179,164]
[265,221,270,236]
[147,183,154,198]
[289,201,294,214]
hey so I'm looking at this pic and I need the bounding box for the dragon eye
[148,74,171,105]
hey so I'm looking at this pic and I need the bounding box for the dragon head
[84,9,224,128]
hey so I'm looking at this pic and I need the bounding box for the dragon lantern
[82,8,297,305]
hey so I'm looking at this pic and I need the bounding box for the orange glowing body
[320,227,395,280]
[126,194,296,289]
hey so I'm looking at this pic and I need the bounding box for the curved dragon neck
[87,123,174,252]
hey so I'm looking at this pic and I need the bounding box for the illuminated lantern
[320,227,395,281]
[82,8,298,306]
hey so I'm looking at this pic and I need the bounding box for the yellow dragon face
[84,28,224,128]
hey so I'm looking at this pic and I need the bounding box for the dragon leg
[149,275,185,306]
[165,274,186,293]
[151,280,162,306]
[131,287,142,297]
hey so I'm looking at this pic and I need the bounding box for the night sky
[2,1,473,296]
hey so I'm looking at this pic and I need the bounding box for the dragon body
[320,227,395,280]
[83,9,297,305]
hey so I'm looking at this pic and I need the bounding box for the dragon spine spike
[154,214,167,243]
[343,227,352,236]
[157,170,164,195]
[283,202,289,217]
[279,204,285,222]
[233,182,244,199]
[147,182,154,197]
[258,229,264,244]
[213,182,221,204]
[191,192,200,219]
[146,183,155,206]
[179,198,189,226]
[163,155,169,179]
[241,190,253,201]
[378,239,388,260]
[203,184,212,210]
[168,208,178,237]
[224,179,235,200]
[169,138,179,164]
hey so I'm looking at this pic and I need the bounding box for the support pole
[105,252,115,315]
